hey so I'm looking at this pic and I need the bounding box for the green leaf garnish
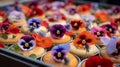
[12,35,16,38]
[29,54,37,59]
[3,34,8,39]
[9,44,20,52]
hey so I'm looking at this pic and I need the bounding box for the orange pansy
[73,31,96,47]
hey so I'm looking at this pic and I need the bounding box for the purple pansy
[101,24,118,35]
[14,1,22,11]
[91,27,106,39]
[67,7,77,15]
[81,15,96,30]
[51,1,65,10]
[64,24,71,30]
[27,17,41,31]
[18,35,36,51]
[100,36,120,57]
[50,24,66,39]
[48,12,62,22]
[115,18,120,25]
[8,10,25,22]
[52,43,70,63]
[111,6,120,14]
[0,23,10,33]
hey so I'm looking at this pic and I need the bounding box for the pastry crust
[71,28,86,34]
[49,20,66,27]
[18,46,45,58]
[70,43,99,57]
[0,33,24,44]
[51,35,71,44]
[12,20,26,27]
[100,49,120,64]
[43,51,78,67]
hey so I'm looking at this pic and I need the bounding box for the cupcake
[8,10,26,27]
[69,19,86,34]
[100,36,120,63]
[49,24,71,44]
[21,17,48,35]
[0,23,24,44]
[42,43,79,67]
[17,35,45,58]
[80,56,116,67]
[70,31,99,57]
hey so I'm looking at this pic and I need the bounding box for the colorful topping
[111,6,120,14]
[8,11,25,22]
[77,4,91,12]
[101,24,118,37]
[29,7,44,17]
[0,42,4,48]
[94,12,108,22]
[101,36,120,57]
[91,27,106,39]
[31,33,52,48]
[52,43,70,64]
[27,17,41,31]
[18,35,36,51]
[114,18,120,25]
[50,24,66,39]
[67,7,77,15]
[0,23,20,34]
[85,56,114,67]
[51,1,65,10]
[70,20,85,30]
[74,31,96,51]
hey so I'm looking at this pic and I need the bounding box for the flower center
[57,52,62,57]
[33,23,37,27]
[74,23,78,27]
[86,18,89,22]
[34,11,37,14]
[82,40,86,44]
[25,43,29,47]
[97,32,101,35]
[109,28,112,32]
[56,30,60,34]
[114,49,118,53]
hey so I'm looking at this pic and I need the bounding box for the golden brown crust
[18,46,45,58]
[71,28,86,34]
[21,24,30,34]
[43,51,78,67]
[12,20,26,27]
[70,43,99,57]
[100,49,120,64]
[0,33,24,44]
[51,35,71,44]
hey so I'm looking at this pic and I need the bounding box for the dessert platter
[0,0,120,67]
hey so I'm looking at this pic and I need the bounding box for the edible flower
[73,31,96,51]
[50,24,66,39]
[91,27,106,39]
[52,43,70,64]
[70,19,85,30]
[18,35,36,51]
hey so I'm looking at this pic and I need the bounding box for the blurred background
[0,0,119,7]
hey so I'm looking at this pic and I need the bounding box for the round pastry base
[71,28,86,34]
[100,49,120,64]
[18,46,45,58]
[0,33,24,44]
[70,43,99,57]
[42,51,79,67]
[12,20,26,27]
[51,35,71,44]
